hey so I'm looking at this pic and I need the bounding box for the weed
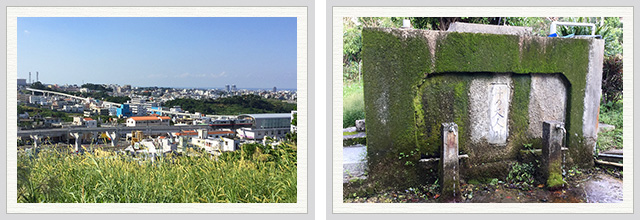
[507,162,535,184]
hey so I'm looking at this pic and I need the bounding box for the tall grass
[343,80,365,128]
[17,143,297,203]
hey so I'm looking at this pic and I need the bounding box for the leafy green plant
[507,162,536,184]
[398,148,420,167]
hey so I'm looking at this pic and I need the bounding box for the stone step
[598,123,616,133]
[597,149,623,163]
[601,149,623,155]
[343,127,366,139]
[343,144,367,183]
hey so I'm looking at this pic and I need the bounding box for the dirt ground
[344,166,623,203]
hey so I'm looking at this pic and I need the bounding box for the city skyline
[18,17,297,89]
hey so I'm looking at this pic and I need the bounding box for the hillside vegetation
[164,94,296,115]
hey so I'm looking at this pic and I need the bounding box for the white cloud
[24,30,30,34]
[175,72,227,78]
[177,72,191,78]
[147,74,168,78]
[210,71,227,78]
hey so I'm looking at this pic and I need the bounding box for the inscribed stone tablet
[488,83,510,144]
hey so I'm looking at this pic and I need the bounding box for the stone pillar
[71,132,81,152]
[30,135,40,148]
[542,121,566,189]
[440,122,460,202]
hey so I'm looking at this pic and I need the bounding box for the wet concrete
[460,172,622,203]
[344,167,623,203]
[582,173,623,203]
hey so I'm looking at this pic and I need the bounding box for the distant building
[169,106,183,113]
[273,86,277,93]
[130,104,147,116]
[73,117,96,128]
[83,110,94,117]
[29,95,47,105]
[235,113,291,140]
[231,84,237,92]
[185,129,239,153]
[176,129,234,139]
[149,106,164,115]
[226,84,230,93]
[116,104,132,117]
[126,115,171,127]
[108,106,118,116]
[63,104,84,113]
[84,118,97,128]
[17,79,27,86]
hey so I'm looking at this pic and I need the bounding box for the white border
[7,7,307,213]
[333,7,633,213]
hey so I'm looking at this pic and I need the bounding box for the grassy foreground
[18,144,297,203]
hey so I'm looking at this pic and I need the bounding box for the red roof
[175,130,234,136]
[129,116,171,121]
[84,118,94,121]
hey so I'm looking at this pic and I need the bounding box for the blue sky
[18,17,297,89]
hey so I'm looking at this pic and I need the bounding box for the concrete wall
[362,25,604,187]
[528,74,568,139]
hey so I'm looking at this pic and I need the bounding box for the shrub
[602,55,623,104]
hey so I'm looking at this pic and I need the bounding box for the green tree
[29,81,46,90]
[343,17,407,83]
[556,17,622,56]
[291,113,297,126]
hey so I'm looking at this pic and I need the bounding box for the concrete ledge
[598,123,616,133]
[448,22,533,36]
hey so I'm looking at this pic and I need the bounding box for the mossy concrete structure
[362,26,604,188]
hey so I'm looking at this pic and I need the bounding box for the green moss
[435,32,520,73]
[508,75,532,156]
[343,131,359,136]
[413,80,426,152]
[417,74,471,156]
[362,28,432,187]
[546,172,566,188]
